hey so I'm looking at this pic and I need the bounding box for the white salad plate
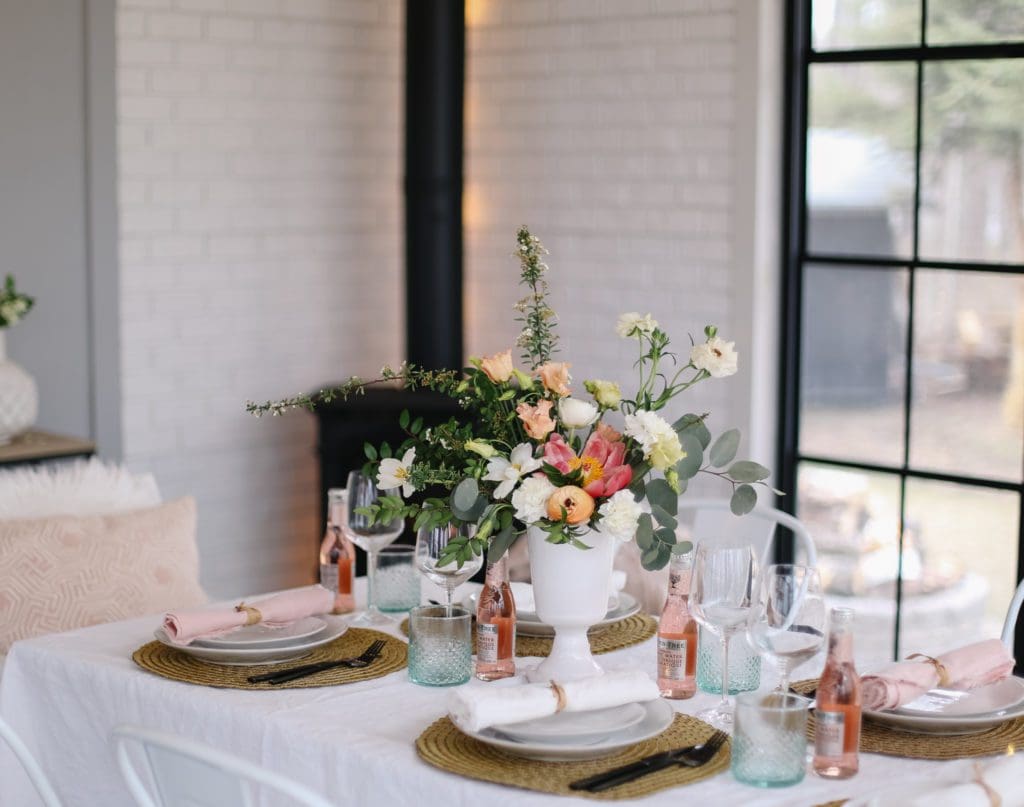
[155,618,347,666]
[453,698,674,761]
[864,676,1024,735]
[515,594,642,638]
[191,617,327,649]
[494,703,648,745]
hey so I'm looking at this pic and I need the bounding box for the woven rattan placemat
[416,713,728,800]
[132,627,407,689]
[399,614,657,658]
[793,679,1024,760]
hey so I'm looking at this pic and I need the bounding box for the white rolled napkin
[448,670,660,733]
[860,755,1024,807]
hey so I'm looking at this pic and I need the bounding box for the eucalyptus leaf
[452,478,480,512]
[675,433,704,480]
[629,476,647,502]
[636,513,654,550]
[730,483,757,516]
[653,526,676,546]
[488,523,517,560]
[641,546,661,569]
[728,460,771,483]
[673,413,711,449]
[650,504,678,532]
[709,429,740,468]
[646,478,678,516]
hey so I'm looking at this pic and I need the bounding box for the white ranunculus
[377,448,417,498]
[557,397,599,429]
[690,336,738,378]
[624,410,685,471]
[483,442,543,499]
[615,312,659,338]
[511,475,557,525]
[598,490,643,542]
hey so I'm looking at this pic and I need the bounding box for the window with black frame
[779,0,1024,668]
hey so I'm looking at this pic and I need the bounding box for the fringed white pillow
[0,459,161,519]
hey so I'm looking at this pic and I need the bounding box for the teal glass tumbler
[696,626,761,694]
[408,605,472,687]
[731,692,810,787]
[374,546,421,612]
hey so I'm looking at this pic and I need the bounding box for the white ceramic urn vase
[0,331,38,444]
[526,525,616,682]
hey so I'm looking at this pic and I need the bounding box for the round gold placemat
[132,628,407,689]
[416,713,729,800]
[793,679,1024,760]
[399,614,657,658]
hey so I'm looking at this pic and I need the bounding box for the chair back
[1002,578,1024,649]
[113,725,334,807]
[0,716,62,807]
[676,498,817,570]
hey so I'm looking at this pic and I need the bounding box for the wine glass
[748,564,826,693]
[343,471,405,626]
[689,542,758,731]
[415,521,481,616]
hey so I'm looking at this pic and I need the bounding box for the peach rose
[480,349,514,383]
[594,421,623,443]
[537,362,571,397]
[517,399,556,440]
[546,485,595,525]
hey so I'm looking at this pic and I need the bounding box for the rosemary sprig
[513,226,559,370]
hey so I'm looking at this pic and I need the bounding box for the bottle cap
[830,606,854,625]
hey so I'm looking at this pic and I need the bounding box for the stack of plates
[461,587,641,638]
[864,676,1024,734]
[454,699,674,761]
[153,616,348,666]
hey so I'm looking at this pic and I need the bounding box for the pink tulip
[542,433,576,473]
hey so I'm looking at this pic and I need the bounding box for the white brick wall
[116,0,402,597]
[464,0,778,489]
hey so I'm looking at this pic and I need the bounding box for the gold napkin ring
[235,603,262,626]
[973,762,1002,807]
[907,653,951,687]
[550,681,568,713]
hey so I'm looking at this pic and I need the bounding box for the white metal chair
[1002,578,1024,649]
[676,497,818,569]
[0,716,62,807]
[113,725,335,807]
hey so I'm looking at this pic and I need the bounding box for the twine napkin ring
[907,653,951,686]
[973,762,1002,806]
[235,603,262,626]
[549,681,568,713]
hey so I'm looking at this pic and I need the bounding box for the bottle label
[658,637,688,680]
[815,709,846,758]
[320,564,338,593]
[477,622,499,663]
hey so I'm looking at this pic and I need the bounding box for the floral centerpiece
[249,227,773,570]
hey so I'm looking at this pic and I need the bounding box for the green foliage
[514,226,559,369]
[0,275,34,329]
[709,429,740,468]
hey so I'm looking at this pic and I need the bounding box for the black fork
[247,640,387,685]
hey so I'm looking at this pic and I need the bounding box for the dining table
[0,581,1002,807]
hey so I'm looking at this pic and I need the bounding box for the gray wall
[0,0,119,456]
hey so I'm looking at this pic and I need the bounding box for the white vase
[526,525,616,682]
[0,331,38,444]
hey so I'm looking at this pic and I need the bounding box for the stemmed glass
[415,521,481,616]
[748,564,826,693]
[343,471,404,626]
[689,542,758,731]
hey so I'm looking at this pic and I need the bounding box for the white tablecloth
[0,588,994,807]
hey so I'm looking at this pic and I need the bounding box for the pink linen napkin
[162,585,335,646]
[861,639,1015,711]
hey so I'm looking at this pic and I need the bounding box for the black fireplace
[313,0,465,564]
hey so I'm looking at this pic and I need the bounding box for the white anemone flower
[484,442,543,499]
[690,336,739,378]
[615,312,659,338]
[377,448,417,497]
[557,397,599,429]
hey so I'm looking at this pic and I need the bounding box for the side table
[0,430,96,467]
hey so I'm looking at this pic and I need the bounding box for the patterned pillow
[0,497,207,653]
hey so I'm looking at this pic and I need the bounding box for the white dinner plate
[452,698,674,761]
[494,702,647,745]
[155,618,348,666]
[516,594,642,638]
[191,617,327,649]
[864,677,1024,734]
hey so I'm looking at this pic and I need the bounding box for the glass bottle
[813,607,861,779]
[475,555,516,681]
[658,547,697,698]
[319,488,355,615]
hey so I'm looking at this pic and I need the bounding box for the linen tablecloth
[0,585,999,807]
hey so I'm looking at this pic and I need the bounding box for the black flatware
[246,639,386,685]
[568,730,728,792]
